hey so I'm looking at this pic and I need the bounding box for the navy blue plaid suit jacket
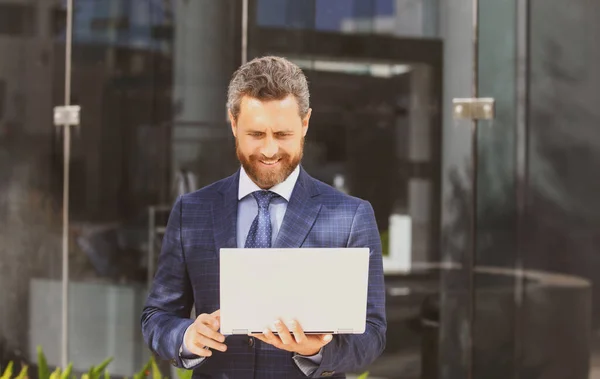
[141,167,387,378]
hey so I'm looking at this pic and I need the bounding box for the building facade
[1,0,600,378]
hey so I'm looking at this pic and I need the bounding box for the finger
[197,313,220,331]
[263,328,285,349]
[196,322,226,343]
[211,309,221,321]
[320,334,333,346]
[289,320,307,344]
[188,344,213,357]
[196,335,227,352]
[252,334,269,344]
[274,320,293,345]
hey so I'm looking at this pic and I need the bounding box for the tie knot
[252,190,278,209]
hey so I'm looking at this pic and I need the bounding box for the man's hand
[183,310,227,357]
[251,319,333,356]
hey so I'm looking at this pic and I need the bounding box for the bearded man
[141,56,386,379]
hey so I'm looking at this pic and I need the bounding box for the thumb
[211,310,221,330]
[321,334,333,344]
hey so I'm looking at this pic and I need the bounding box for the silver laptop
[219,248,370,335]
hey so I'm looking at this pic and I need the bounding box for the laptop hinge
[232,329,249,335]
[337,329,354,334]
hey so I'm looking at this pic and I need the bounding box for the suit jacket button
[248,337,254,347]
[320,371,335,377]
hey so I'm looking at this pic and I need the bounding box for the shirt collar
[238,165,300,201]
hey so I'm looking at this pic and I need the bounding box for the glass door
[521,0,599,376]
[446,0,598,378]
[439,0,521,377]
[440,0,524,376]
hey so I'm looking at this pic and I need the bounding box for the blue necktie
[245,191,279,248]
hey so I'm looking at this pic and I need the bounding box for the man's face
[230,95,311,189]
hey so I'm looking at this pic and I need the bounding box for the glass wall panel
[471,0,598,378]
[0,0,540,378]
[250,1,445,377]
[473,0,520,378]
[63,0,240,375]
[437,0,475,377]
[0,0,66,369]
[523,0,598,377]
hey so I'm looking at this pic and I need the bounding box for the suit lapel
[273,167,322,249]
[213,171,239,256]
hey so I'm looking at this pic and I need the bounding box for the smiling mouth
[260,159,281,166]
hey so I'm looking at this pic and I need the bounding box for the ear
[228,110,237,138]
[302,108,312,137]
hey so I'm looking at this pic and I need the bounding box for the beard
[236,138,303,189]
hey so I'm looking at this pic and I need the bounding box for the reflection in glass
[256,0,438,37]
[0,0,64,369]
[248,1,443,370]
[2,0,444,377]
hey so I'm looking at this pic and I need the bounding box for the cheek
[280,139,302,154]
[238,138,259,154]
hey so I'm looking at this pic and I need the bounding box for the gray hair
[227,56,310,121]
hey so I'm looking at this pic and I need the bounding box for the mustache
[249,153,288,161]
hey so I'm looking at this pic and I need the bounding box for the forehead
[237,95,303,131]
[239,95,300,118]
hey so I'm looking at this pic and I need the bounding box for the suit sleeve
[140,196,203,368]
[310,200,387,377]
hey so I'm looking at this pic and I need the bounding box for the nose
[260,135,278,158]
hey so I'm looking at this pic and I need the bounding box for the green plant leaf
[87,365,95,379]
[15,365,28,379]
[357,371,370,379]
[133,359,152,379]
[92,358,113,378]
[175,368,192,379]
[104,370,110,379]
[0,361,14,379]
[61,363,73,379]
[150,357,163,379]
[50,367,61,379]
[37,346,51,379]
